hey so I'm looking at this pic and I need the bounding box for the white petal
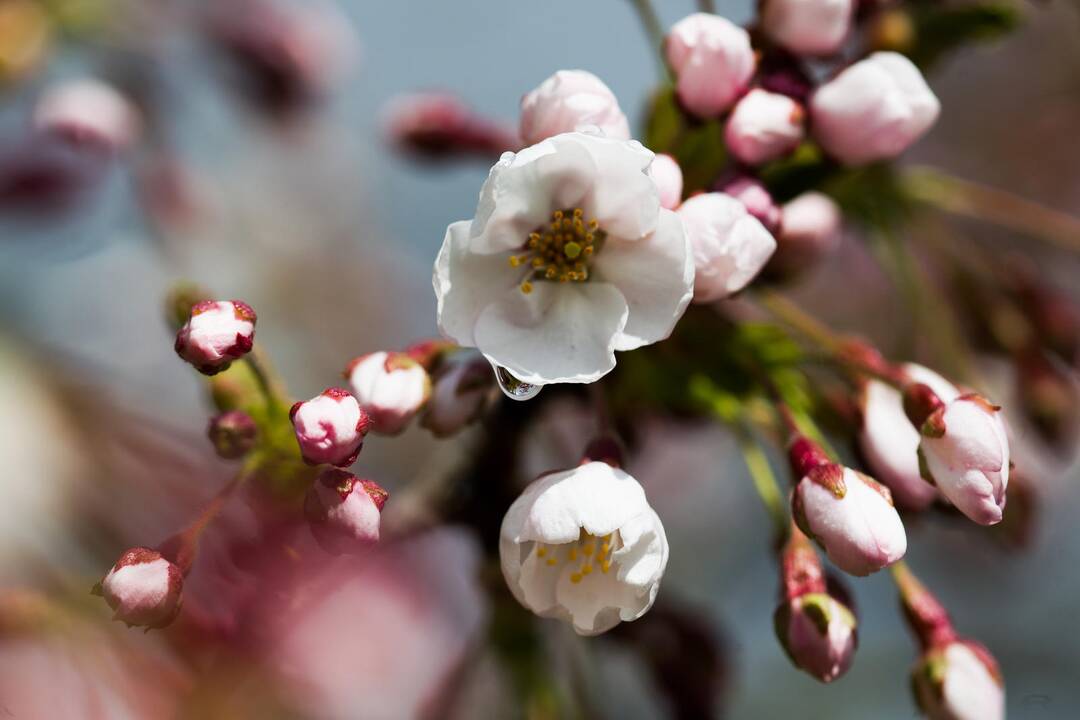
[942,643,1004,720]
[473,281,628,386]
[434,220,519,346]
[515,543,566,617]
[579,135,659,240]
[503,462,650,545]
[554,553,650,635]
[595,209,693,351]
[470,138,597,254]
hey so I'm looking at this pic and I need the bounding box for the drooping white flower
[499,461,668,635]
[665,13,755,118]
[918,394,1010,525]
[676,192,777,303]
[97,547,183,629]
[810,52,940,166]
[346,351,431,434]
[859,363,959,509]
[434,131,694,386]
[913,641,1005,720]
[174,300,256,375]
[519,70,631,145]
[290,387,371,466]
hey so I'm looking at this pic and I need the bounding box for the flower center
[509,207,606,294]
[534,529,616,583]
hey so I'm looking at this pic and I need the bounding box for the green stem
[903,166,1080,254]
[735,424,789,540]
[757,289,843,354]
[244,350,287,416]
[627,0,669,80]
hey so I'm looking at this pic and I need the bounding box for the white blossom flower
[919,394,1010,525]
[499,461,668,635]
[434,131,694,386]
[676,192,777,303]
[97,547,183,629]
[519,70,630,145]
[859,363,958,509]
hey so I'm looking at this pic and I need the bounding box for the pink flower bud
[383,92,518,161]
[96,547,183,629]
[793,465,907,576]
[766,191,842,281]
[810,52,940,166]
[775,592,858,683]
[420,355,494,437]
[717,176,782,233]
[519,70,631,145]
[762,0,855,57]
[912,641,1004,720]
[665,13,755,118]
[858,364,958,509]
[304,468,388,554]
[290,387,371,467]
[724,89,805,165]
[174,300,256,375]
[677,192,777,303]
[207,410,258,459]
[650,153,683,210]
[346,351,432,435]
[33,79,139,153]
[918,394,1010,525]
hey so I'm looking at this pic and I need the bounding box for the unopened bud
[95,547,183,629]
[519,69,630,145]
[775,592,857,683]
[912,641,1004,720]
[290,387,371,466]
[665,13,755,118]
[765,192,842,282]
[346,351,431,435]
[724,89,805,166]
[304,468,388,554]
[174,300,256,376]
[207,410,258,459]
[762,0,854,57]
[33,79,139,153]
[420,354,493,437]
[716,175,782,234]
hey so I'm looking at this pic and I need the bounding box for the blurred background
[1,0,1078,717]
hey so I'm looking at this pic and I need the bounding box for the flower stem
[904,166,1080,254]
[244,349,287,416]
[735,424,789,541]
[626,0,669,80]
[757,289,843,355]
[161,462,255,575]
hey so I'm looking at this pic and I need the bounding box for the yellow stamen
[520,281,533,294]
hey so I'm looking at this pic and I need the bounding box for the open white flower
[499,461,668,635]
[434,131,694,386]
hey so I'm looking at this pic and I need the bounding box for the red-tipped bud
[774,591,857,683]
[304,469,388,555]
[346,351,431,435]
[290,387,370,467]
[174,300,256,375]
[96,547,183,629]
[903,382,947,432]
[207,410,258,459]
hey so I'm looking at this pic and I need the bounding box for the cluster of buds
[895,564,1005,720]
[773,527,858,682]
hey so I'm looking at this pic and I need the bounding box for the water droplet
[494,365,542,401]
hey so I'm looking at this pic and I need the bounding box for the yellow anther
[588,219,599,230]
[573,208,583,218]
[583,542,595,556]
[583,245,594,256]
[521,281,533,294]
[553,210,564,220]
[536,547,547,558]
[601,560,611,574]
[545,267,557,279]
[600,542,611,554]
[568,547,577,561]
[509,255,524,268]
[581,564,593,576]
[546,557,557,566]
[532,257,545,268]
[570,572,583,584]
